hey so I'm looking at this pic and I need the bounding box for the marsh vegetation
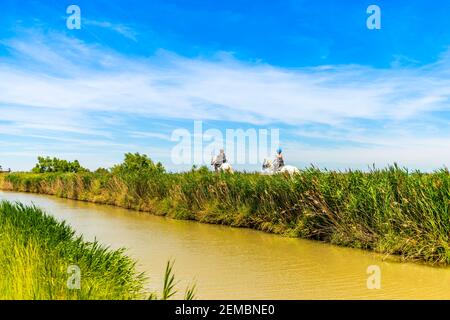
[1,153,449,264]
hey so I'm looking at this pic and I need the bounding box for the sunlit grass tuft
[0,201,145,299]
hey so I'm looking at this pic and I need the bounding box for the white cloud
[1,33,449,125]
[0,31,449,170]
[83,19,138,41]
[129,131,172,141]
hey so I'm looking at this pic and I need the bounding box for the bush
[112,153,165,175]
[32,156,88,173]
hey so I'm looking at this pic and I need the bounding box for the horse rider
[213,149,227,172]
[273,148,285,172]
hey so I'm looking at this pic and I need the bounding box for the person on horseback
[213,149,227,172]
[273,148,284,172]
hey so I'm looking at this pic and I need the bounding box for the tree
[94,167,110,175]
[112,153,165,174]
[32,156,88,173]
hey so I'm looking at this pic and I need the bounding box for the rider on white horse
[273,148,285,172]
[262,148,299,175]
[212,149,227,172]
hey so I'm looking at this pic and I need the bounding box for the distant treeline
[29,153,164,174]
[31,156,88,173]
[1,153,450,265]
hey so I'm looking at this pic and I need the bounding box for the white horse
[262,159,299,175]
[211,158,234,173]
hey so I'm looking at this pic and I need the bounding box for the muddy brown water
[1,190,450,299]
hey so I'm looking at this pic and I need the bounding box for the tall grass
[1,165,450,264]
[147,260,196,300]
[0,200,145,299]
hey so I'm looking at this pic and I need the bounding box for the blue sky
[1,0,450,171]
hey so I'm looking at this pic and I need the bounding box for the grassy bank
[1,164,450,264]
[0,200,145,299]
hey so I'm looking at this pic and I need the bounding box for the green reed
[2,164,449,264]
[0,200,145,299]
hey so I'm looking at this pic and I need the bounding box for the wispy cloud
[2,33,450,124]
[84,19,138,41]
[0,31,449,170]
[129,131,172,141]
